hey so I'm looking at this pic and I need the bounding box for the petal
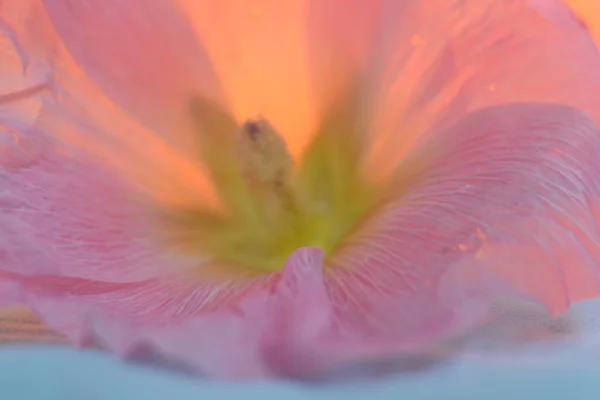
[0,1,49,141]
[1,267,276,375]
[0,1,220,209]
[179,0,384,158]
[0,217,61,276]
[305,1,383,116]
[179,0,315,157]
[321,103,600,367]
[0,140,196,282]
[42,0,224,147]
[181,0,314,158]
[359,0,600,179]
[1,248,324,378]
[5,272,272,324]
[562,0,600,45]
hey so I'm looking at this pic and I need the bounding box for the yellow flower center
[159,97,378,275]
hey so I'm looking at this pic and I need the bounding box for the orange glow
[565,0,600,46]
[180,1,317,158]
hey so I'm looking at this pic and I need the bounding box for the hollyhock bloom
[2,0,600,379]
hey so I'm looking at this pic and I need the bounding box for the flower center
[159,99,377,275]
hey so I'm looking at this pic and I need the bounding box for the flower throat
[160,99,377,275]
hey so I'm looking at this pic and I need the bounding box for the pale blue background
[0,346,598,400]
[1,299,600,400]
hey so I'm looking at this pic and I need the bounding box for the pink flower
[2,0,600,379]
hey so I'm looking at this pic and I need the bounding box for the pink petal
[0,1,220,209]
[2,248,326,378]
[359,0,600,179]
[0,134,201,282]
[316,103,600,371]
[42,0,224,147]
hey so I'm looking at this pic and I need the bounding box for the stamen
[235,118,299,222]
